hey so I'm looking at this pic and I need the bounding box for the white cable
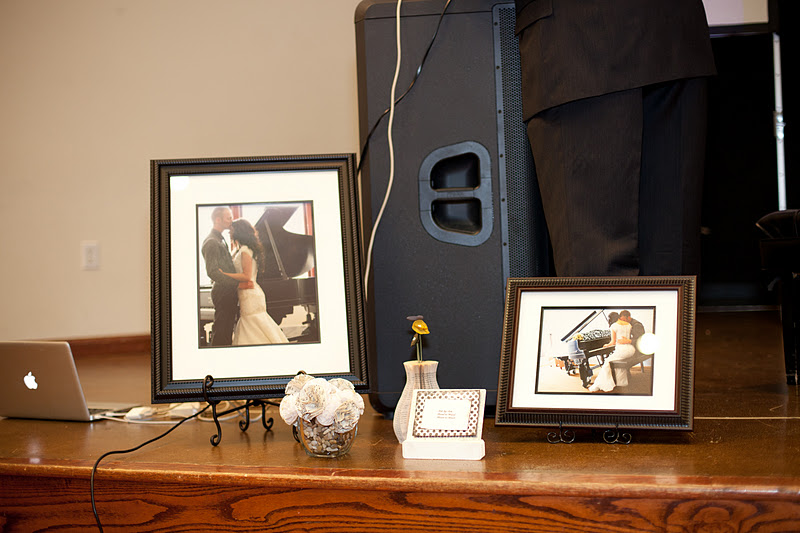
[363,0,403,301]
[98,415,185,425]
[100,401,262,424]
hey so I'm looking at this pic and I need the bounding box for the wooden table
[1,311,799,532]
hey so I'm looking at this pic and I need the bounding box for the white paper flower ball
[297,381,331,422]
[328,378,355,392]
[316,394,342,426]
[285,373,314,396]
[279,394,298,425]
[352,392,365,415]
[308,378,339,397]
[336,388,351,403]
[333,400,360,433]
[279,376,363,431]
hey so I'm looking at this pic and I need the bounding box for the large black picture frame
[151,154,368,404]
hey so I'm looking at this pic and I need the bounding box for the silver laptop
[0,341,136,421]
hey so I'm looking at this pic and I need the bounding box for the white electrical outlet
[81,241,100,270]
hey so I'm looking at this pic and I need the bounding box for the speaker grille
[494,4,550,279]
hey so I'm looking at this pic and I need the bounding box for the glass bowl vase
[295,418,357,458]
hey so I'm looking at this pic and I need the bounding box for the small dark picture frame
[495,276,696,431]
[151,154,368,403]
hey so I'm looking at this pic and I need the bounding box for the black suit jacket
[514,0,716,119]
[201,229,238,302]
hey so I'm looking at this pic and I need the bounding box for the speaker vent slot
[431,153,481,190]
[418,141,493,246]
[432,199,482,235]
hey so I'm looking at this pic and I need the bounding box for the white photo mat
[169,169,350,381]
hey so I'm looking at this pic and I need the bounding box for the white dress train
[232,246,289,346]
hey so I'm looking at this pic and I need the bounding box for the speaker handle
[418,141,493,247]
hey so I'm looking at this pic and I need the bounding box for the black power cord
[90,404,211,532]
[356,0,454,178]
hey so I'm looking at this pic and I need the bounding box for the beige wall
[0,0,364,340]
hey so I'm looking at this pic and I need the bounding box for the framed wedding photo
[151,154,368,403]
[495,277,696,431]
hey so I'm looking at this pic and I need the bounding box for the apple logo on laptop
[24,371,38,390]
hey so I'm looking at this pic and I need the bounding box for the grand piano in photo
[556,310,614,388]
[254,204,319,344]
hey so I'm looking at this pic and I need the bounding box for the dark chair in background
[757,210,800,385]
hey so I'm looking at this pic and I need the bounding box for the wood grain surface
[1,311,799,532]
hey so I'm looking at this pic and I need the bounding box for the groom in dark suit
[515,0,716,276]
[202,206,240,346]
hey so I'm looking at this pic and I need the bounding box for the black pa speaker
[355,0,549,414]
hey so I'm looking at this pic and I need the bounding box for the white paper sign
[402,389,486,460]
[418,398,471,431]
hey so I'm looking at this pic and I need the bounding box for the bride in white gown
[588,310,636,392]
[219,219,289,346]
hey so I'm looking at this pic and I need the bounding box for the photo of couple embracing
[199,203,318,348]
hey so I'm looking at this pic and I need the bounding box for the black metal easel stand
[547,422,634,444]
[547,422,576,444]
[202,375,274,446]
[603,424,632,445]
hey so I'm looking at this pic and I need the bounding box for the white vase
[393,360,439,443]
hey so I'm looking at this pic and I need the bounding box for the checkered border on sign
[411,389,481,438]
